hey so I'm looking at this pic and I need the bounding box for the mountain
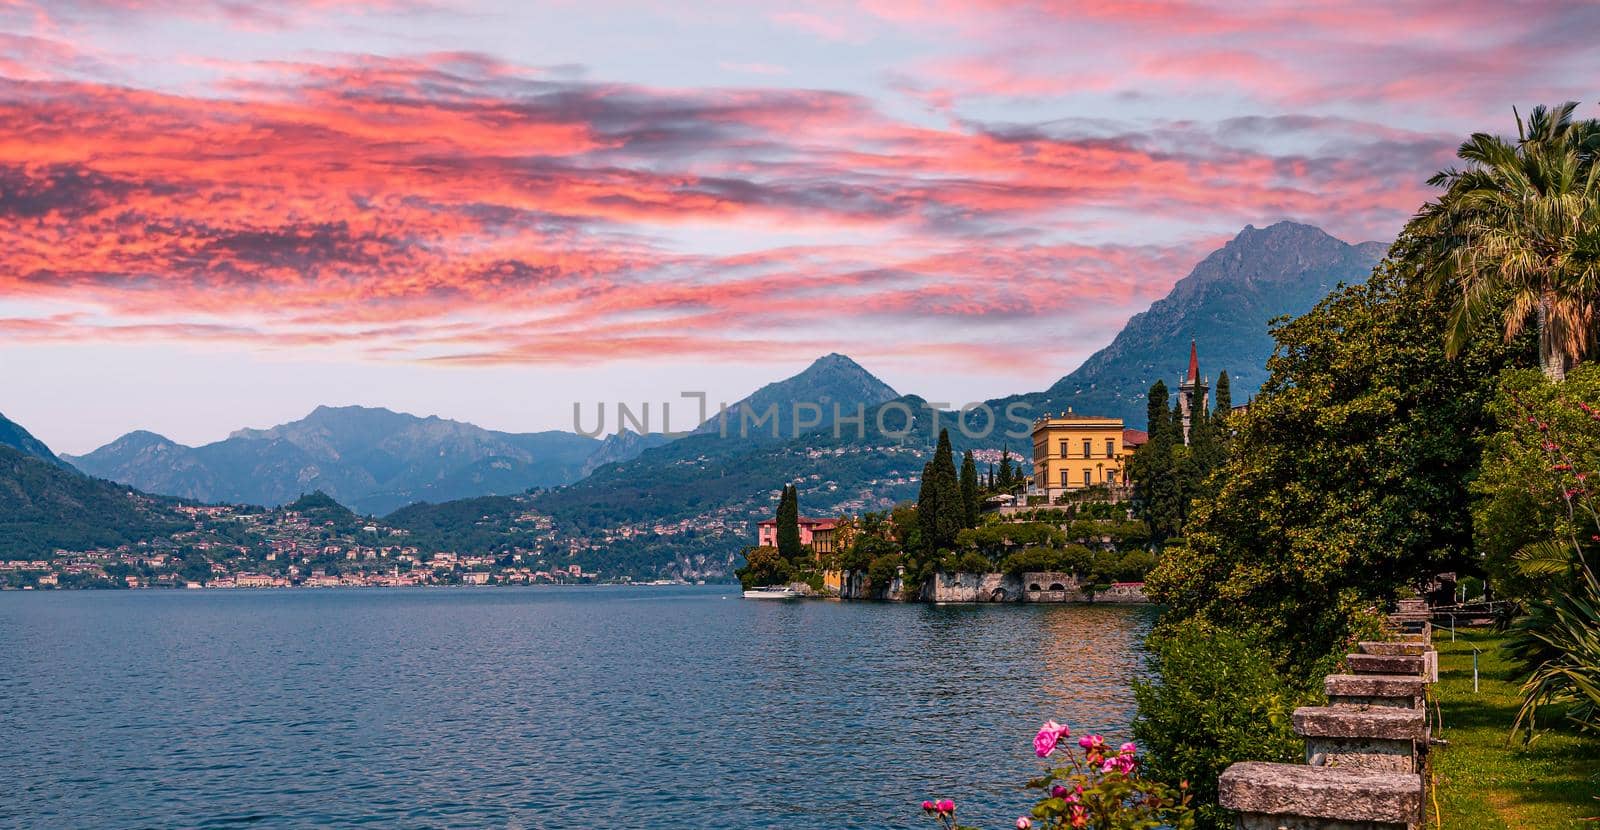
[392,355,914,578]
[0,411,71,469]
[581,430,674,478]
[387,402,929,580]
[693,353,900,439]
[0,444,188,558]
[496,222,1389,579]
[994,221,1385,427]
[66,406,605,515]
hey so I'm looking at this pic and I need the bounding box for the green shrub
[866,553,904,591]
[955,522,1064,559]
[950,551,992,574]
[1133,620,1311,830]
[999,544,1097,577]
[735,545,791,590]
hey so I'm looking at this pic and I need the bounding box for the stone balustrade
[1220,763,1423,830]
[1219,604,1438,829]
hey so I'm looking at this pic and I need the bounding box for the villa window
[1059,440,1068,458]
[1106,438,1115,457]
[1082,439,1091,458]
[1083,469,1091,486]
[1107,470,1118,485]
[1060,470,1069,487]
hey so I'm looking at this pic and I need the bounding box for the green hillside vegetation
[0,445,189,558]
[284,490,365,534]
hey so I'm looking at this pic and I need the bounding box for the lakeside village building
[755,517,844,592]
[753,343,1215,599]
[1026,341,1208,504]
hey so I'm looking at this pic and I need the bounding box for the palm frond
[1513,539,1580,577]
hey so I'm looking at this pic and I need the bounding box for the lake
[0,586,1157,829]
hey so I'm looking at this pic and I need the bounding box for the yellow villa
[1030,410,1147,501]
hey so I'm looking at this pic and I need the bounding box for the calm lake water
[0,586,1156,829]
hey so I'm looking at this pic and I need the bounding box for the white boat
[742,585,801,599]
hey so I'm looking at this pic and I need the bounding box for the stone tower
[1177,340,1208,444]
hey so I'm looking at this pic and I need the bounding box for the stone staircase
[1219,599,1437,830]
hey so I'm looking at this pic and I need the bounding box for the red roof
[1122,428,1149,447]
[1186,340,1199,383]
[756,517,839,529]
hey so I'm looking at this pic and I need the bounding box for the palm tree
[1412,102,1600,381]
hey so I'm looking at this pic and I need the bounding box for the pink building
[756,517,840,554]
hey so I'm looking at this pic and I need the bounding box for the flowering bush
[1477,368,1600,737]
[921,721,1194,830]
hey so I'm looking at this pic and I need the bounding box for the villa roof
[1035,413,1122,423]
[1122,429,1149,447]
[756,516,839,529]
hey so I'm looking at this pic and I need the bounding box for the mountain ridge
[990,220,1386,427]
[66,406,609,515]
[693,352,900,439]
[0,411,73,470]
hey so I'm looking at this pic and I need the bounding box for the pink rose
[1050,785,1069,799]
[1120,741,1137,755]
[1101,753,1138,775]
[1033,720,1069,757]
[921,800,935,812]
[1016,818,1032,829]
[938,799,955,814]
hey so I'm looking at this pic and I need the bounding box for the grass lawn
[1431,626,1598,828]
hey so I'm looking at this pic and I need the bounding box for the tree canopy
[1146,256,1534,667]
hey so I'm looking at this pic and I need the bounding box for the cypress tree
[930,429,964,551]
[1145,380,1172,443]
[959,450,979,528]
[1212,370,1234,457]
[776,484,802,563]
[998,448,1015,490]
[1131,380,1183,544]
[987,463,996,491]
[916,460,939,556]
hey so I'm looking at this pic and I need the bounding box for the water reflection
[0,587,1157,830]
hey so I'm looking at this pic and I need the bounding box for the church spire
[1178,340,1207,445]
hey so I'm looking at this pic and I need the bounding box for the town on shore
[0,492,635,592]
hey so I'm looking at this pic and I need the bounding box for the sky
[3,1,1599,454]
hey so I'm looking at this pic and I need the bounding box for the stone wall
[839,570,1149,604]
[838,570,908,601]
[923,571,1022,602]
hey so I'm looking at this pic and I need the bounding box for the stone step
[1219,761,1422,829]
[1349,653,1425,676]
[1294,705,1427,772]
[1325,673,1427,709]
[1359,641,1427,656]
[1294,706,1427,740]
